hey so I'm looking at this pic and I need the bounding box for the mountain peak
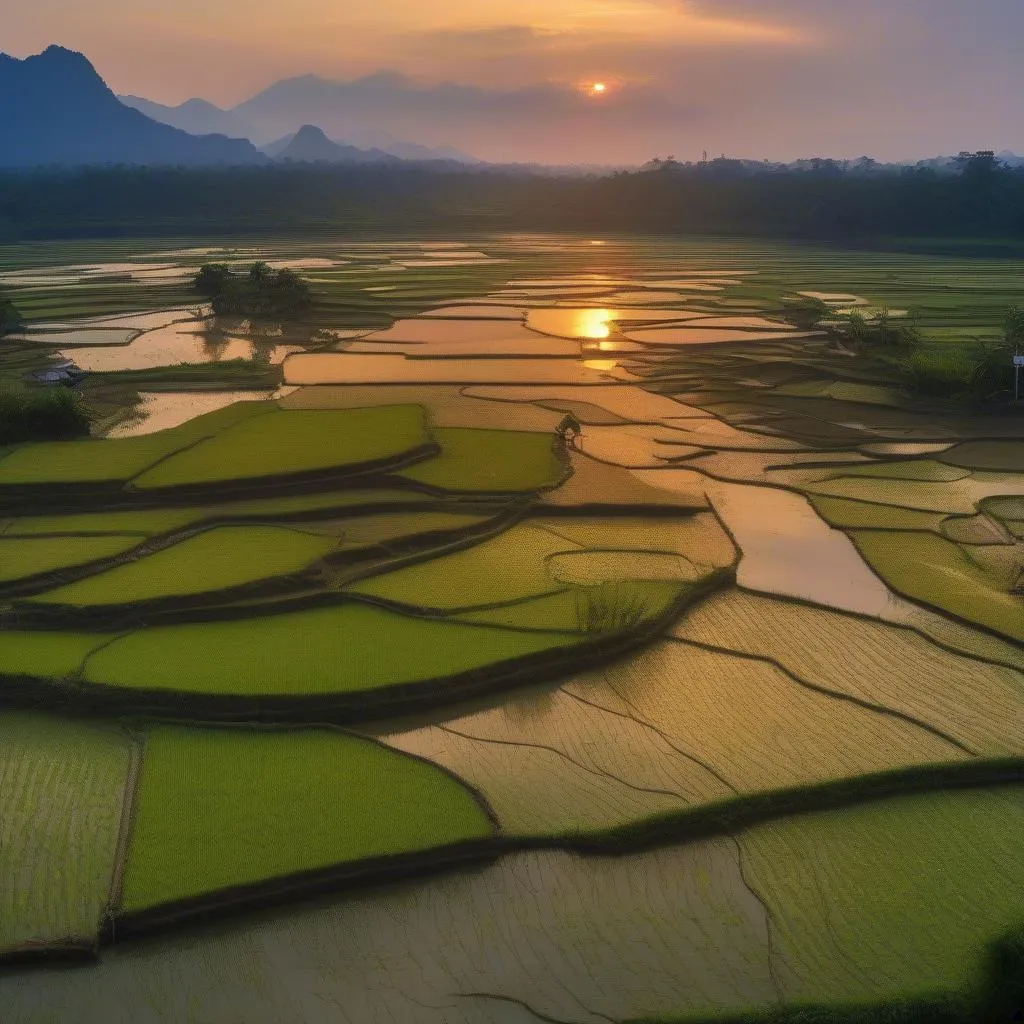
[293,124,330,139]
[39,44,88,60]
[0,44,264,167]
[33,45,98,76]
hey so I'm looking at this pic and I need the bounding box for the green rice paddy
[399,426,566,492]
[0,433,196,486]
[119,727,494,913]
[741,787,1024,1003]
[82,603,582,697]
[31,526,338,606]
[3,487,427,537]
[347,524,578,608]
[0,629,109,679]
[0,534,142,582]
[851,530,1024,643]
[133,405,431,489]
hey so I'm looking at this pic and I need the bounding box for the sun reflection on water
[579,308,613,339]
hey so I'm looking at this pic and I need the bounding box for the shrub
[0,387,91,444]
[897,346,982,398]
[897,339,1015,401]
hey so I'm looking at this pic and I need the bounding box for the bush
[0,291,25,338]
[897,346,982,398]
[0,387,91,443]
[897,339,1015,401]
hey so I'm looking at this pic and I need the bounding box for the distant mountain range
[120,91,479,164]
[117,95,259,143]
[0,46,264,168]
[5,44,1018,174]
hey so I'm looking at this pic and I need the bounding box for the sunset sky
[6,0,1024,163]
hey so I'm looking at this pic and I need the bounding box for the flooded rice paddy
[1,233,1022,1022]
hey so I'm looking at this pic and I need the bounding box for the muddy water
[283,353,623,385]
[66,324,302,371]
[105,391,277,437]
[637,474,900,617]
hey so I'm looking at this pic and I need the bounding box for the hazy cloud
[4,0,1024,162]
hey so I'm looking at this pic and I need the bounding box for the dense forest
[1,153,1022,244]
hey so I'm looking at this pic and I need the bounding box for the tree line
[2,153,1024,243]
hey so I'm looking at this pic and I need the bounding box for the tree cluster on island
[192,262,313,320]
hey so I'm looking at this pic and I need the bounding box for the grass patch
[30,526,338,607]
[399,427,566,493]
[0,535,143,583]
[119,726,494,913]
[133,405,431,489]
[83,603,582,698]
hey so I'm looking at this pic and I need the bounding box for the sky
[6,0,1024,163]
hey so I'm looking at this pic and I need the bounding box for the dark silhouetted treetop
[7,155,1024,243]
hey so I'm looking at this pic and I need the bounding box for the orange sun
[589,82,608,96]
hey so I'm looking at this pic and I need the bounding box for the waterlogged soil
[67,323,302,371]
[283,353,625,385]
[106,391,278,437]
[0,843,777,1023]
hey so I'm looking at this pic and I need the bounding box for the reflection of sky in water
[529,308,612,340]
[106,391,274,437]
[527,307,705,340]
[63,324,301,371]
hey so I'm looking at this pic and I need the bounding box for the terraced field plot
[29,526,340,607]
[1,233,1022,1024]
[120,727,494,916]
[80,604,586,700]
[0,534,143,583]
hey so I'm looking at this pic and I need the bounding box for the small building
[27,360,86,386]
